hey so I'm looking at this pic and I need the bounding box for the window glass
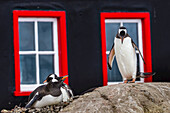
[20,55,36,84]
[39,55,54,83]
[107,55,122,82]
[106,23,122,82]
[19,22,35,51]
[13,11,68,95]
[18,18,59,91]
[105,23,120,51]
[38,22,53,51]
[105,21,140,82]
[124,23,138,47]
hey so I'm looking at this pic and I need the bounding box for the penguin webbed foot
[128,78,136,83]
[119,80,128,84]
[124,80,128,83]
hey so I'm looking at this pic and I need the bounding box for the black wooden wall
[0,0,169,110]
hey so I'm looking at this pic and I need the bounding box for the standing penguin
[108,26,145,83]
[25,74,68,108]
[43,74,74,103]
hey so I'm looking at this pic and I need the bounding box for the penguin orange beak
[62,75,68,81]
[43,80,47,83]
[121,38,123,44]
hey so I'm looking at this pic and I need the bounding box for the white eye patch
[119,29,127,34]
[52,79,58,82]
[49,74,55,79]
[49,74,58,82]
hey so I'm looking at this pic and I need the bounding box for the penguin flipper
[131,40,146,64]
[25,92,42,108]
[108,44,115,70]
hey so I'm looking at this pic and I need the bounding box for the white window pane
[38,22,53,51]
[20,55,36,84]
[39,55,54,83]
[19,22,35,51]
[123,23,138,47]
[105,23,120,51]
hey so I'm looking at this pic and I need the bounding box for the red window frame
[13,10,68,96]
[100,12,152,86]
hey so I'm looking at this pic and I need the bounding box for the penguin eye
[47,77,53,82]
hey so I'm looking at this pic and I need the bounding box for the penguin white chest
[33,94,63,108]
[114,37,137,79]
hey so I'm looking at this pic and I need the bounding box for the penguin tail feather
[25,102,32,108]
[136,72,156,78]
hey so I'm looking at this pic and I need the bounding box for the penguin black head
[118,26,127,43]
[43,74,68,83]
[118,26,127,37]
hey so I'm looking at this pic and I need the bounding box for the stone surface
[1,103,69,113]
[2,83,170,113]
[60,83,170,113]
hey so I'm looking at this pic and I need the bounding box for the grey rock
[60,83,170,113]
[2,83,170,113]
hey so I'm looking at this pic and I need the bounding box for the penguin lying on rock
[108,26,154,83]
[25,74,73,108]
[43,74,74,103]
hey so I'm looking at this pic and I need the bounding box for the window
[19,18,59,91]
[105,19,144,84]
[13,10,68,96]
[100,12,152,85]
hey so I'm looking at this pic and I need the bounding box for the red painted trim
[100,12,152,85]
[100,13,108,86]
[13,10,68,96]
[142,13,152,82]
[13,11,21,93]
[57,12,69,84]
[14,91,32,96]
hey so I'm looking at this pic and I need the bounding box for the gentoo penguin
[108,26,145,83]
[43,74,74,103]
[25,74,68,108]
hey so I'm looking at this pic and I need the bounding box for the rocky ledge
[2,83,170,113]
[60,82,170,113]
